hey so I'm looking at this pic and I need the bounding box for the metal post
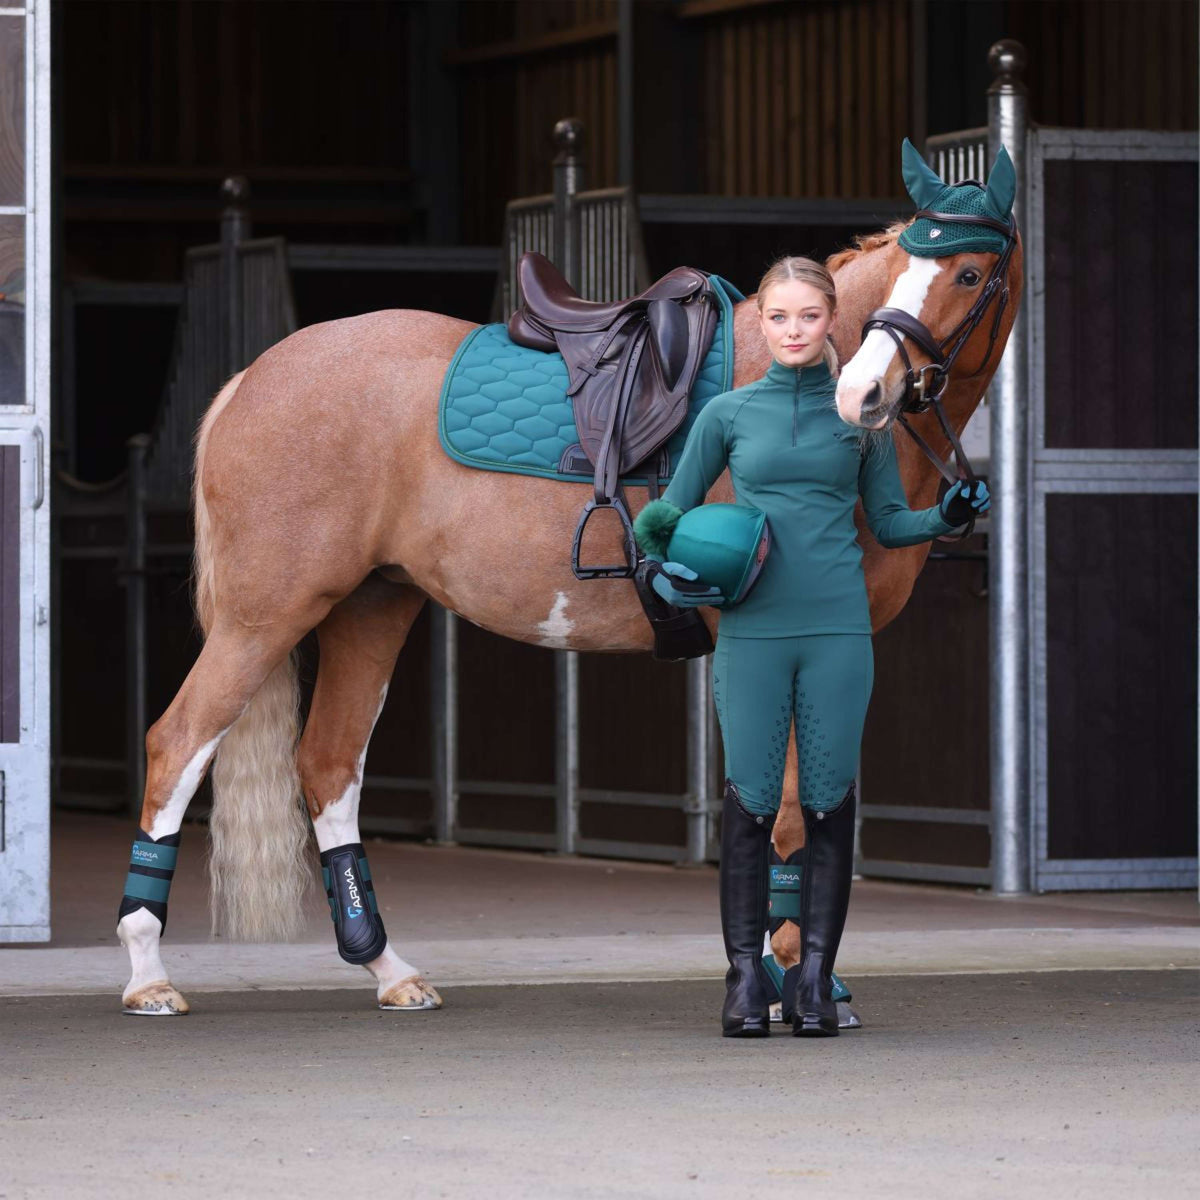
[684,656,711,864]
[551,118,585,288]
[219,175,250,378]
[986,40,1031,893]
[555,651,579,855]
[430,604,458,843]
[550,117,585,856]
[125,435,149,818]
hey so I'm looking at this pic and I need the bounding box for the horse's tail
[194,372,313,942]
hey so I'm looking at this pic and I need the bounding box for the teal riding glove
[650,560,726,608]
[940,479,990,527]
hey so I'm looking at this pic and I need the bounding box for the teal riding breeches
[712,632,874,816]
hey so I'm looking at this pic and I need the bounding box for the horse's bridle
[860,193,1017,535]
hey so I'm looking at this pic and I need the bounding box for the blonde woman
[634,257,989,1037]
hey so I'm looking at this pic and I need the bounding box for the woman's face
[758,279,834,369]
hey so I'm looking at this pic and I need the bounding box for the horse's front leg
[299,578,441,1011]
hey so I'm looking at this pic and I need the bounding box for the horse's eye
[958,269,981,287]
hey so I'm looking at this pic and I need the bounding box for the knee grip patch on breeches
[320,843,387,965]
[118,828,180,934]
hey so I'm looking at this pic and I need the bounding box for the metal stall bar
[430,602,459,843]
[551,118,584,857]
[986,41,1032,894]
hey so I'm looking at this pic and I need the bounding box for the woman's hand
[649,560,726,608]
[940,479,990,527]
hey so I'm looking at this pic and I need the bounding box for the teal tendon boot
[781,783,857,1037]
[719,780,777,1038]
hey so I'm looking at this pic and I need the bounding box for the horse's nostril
[865,380,881,405]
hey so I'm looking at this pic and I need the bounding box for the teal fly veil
[897,137,1016,258]
[666,503,771,606]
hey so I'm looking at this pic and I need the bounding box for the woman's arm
[633,398,733,557]
[857,433,958,548]
[662,398,732,513]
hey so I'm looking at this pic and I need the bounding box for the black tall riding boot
[780,783,856,1037]
[719,779,777,1038]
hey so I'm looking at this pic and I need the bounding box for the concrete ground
[0,813,1197,1198]
[1,974,1196,1200]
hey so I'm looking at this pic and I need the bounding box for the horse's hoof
[378,974,442,1011]
[837,1001,862,1030]
[122,981,190,1016]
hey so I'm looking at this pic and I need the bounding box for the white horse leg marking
[118,727,230,1013]
[148,730,227,840]
[535,591,575,649]
[838,256,943,390]
[310,685,440,1010]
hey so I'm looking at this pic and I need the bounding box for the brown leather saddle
[507,252,719,579]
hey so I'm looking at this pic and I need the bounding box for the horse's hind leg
[118,617,314,1014]
[297,576,441,1011]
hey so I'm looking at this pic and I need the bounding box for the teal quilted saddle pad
[438,274,744,484]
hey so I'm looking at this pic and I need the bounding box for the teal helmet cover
[666,503,771,606]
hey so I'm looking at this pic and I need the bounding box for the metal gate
[0,0,50,941]
[1028,129,1198,890]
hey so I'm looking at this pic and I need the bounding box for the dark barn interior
[52,0,1198,874]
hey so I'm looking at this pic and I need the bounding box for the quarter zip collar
[765,358,833,446]
[765,357,833,391]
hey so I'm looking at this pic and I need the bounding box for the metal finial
[553,118,585,161]
[221,175,250,206]
[987,40,1028,93]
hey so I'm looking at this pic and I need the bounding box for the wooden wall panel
[62,0,411,172]
[1006,0,1198,131]
[692,0,913,198]
[453,1,619,244]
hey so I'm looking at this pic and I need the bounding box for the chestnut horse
[116,219,1021,1016]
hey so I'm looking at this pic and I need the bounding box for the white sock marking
[147,728,229,840]
[118,906,169,1002]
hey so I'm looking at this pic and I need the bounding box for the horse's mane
[825,220,909,273]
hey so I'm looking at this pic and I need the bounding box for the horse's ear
[984,145,1017,219]
[901,137,946,210]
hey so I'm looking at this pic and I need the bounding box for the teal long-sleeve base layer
[660,358,956,636]
[659,357,955,814]
[714,632,873,815]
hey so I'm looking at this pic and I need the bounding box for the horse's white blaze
[838,256,943,391]
[117,906,168,998]
[536,591,575,648]
[312,684,388,852]
[147,728,229,840]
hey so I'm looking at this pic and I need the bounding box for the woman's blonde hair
[756,256,839,376]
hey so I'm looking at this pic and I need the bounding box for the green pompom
[633,500,684,559]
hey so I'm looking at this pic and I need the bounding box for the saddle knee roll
[320,843,388,965]
[118,828,181,934]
